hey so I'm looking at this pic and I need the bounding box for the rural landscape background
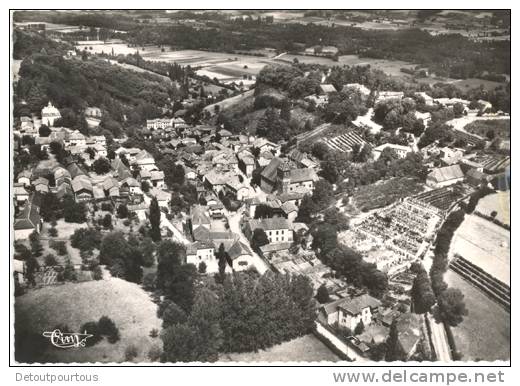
[11,10,509,364]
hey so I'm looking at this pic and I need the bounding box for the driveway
[225,206,269,274]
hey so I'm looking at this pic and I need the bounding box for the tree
[216,243,230,281]
[296,195,318,224]
[316,283,330,304]
[198,261,207,274]
[139,237,156,267]
[435,288,468,327]
[117,204,129,219]
[411,267,436,314]
[44,254,58,266]
[63,196,87,223]
[98,316,120,343]
[99,232,143,284]
[311,142,329,160]
[354,320,365,335]
[251,228,269,251]
[149,197,161,241]
[161,324,199,363]
[187,288,223,362]
[385,320,406,362]
[29,231,43,257]
[70,228,102,251]
[38,124,51,137]
[92,157,111,175]
[280,99,291,122]
[159,300,188,328]
[102,214,113,229]
[312,179,334,211]
[453,102,465,118]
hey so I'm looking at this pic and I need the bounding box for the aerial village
[12,11,510,363]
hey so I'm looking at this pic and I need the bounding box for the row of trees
[428,210,468,327]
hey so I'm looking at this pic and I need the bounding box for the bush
[44,254,58,267]
[79,321,103,347]
[148,345,162,361]
[92,265,103,280]
[124,344,139,361]
[101,203,113,212]
[50,240,68,256]
[198,261,207,274]
[48,227,58,237]
[97,316,120,343]
[149,328,159,338]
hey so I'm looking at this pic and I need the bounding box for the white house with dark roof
[14,197,42,240]
[17,170,31,187]
[186,240,216,271]
[246,217,293,244]
[135,150,157,171]
[373,143,413,160]
[320,294,381,331]
[426,165,464,188]
[150,170,165,188]
[41,101,61,126]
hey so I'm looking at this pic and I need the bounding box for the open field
[219,334,341,362]
[277,53,417,78]
[476,191,510,225]
[445,271,510,361]
[204,89,254,114]
[464,118,511,140]
[15,278,161,363]
[415,76,504,92]
[446,114,509,133]
[449,214,510,285]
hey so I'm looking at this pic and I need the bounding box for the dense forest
[14,32,175,136]
[14,11,510,80]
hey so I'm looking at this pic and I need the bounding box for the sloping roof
[289,168,319,183]
[33,177,49,186]
[93,186,105,199]
[248,217,291,231]
[67,163,87,179]
[320,84,337,94]
[228,241,252,260]
[191,205,211,227]
[466,168,487,181]
[395,313,423,355]
[150,170,165,181]
[18,169,32,179]
[135,150,154,163]
[187,241,214,255]
[13,197,40,230]
[149,188,170,201]
[193,225,211,241]
[102,177,119,191]
[121,177,140,187]
[260,157,283,183]
[338,294,382,316]
[281,201,298,215]
[428,165,464,183]
[72,175,93,193]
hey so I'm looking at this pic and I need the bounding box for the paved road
[226,207,269,274]
[427,313,452,362]
[160,212,190,245]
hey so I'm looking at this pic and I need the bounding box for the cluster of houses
[319,292,425,360]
